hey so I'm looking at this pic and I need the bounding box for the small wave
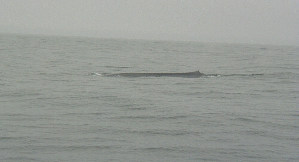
[112,114,191,121]
[127,129,194,136]
[133,146,202,155]
[221,73,264,77]
[103,65,131,69]
[63,145,118,150]
[135,146,194,153]
[0,136,27,140]
[233,117,260,123]
[3,157,38,161]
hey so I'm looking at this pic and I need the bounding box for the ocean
[0,34,298,161]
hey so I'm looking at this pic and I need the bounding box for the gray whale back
[108,71,204,78]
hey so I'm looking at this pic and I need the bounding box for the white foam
[90,72,102,76]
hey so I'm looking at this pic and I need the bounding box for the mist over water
[0,34,298,161]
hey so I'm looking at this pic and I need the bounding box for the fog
[0,0,298,45]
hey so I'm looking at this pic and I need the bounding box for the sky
[0,0,298,46]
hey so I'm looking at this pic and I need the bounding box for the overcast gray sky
[0,0,298,45]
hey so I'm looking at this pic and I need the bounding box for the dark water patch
[0,136,27,141]
[233,117,260,123]
[1,92,42,98]
[288,114,299,117]
[61,112,106,117]
[2,157,38,162]
[244,130,267,136]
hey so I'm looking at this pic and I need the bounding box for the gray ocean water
[0,34,298,161]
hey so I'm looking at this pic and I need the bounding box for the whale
[93,71,264,78]
[105,71,205,78]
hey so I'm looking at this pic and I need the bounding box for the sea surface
[0,34,298,161]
